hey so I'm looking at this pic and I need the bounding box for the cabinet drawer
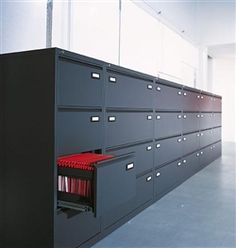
[155,159,183,197]
[199,129,213,148]
[212,97,222,112]
[135,173,153,208]
[58,59,103,107]
[199,113,212,130]
[182,113,199,134]
[183,132,199,155]
[155,84,182,110]
[155,112,182,139]
[106,112,153,147]
[199,94,212,112]
[212,127,221,143]
[155,136,182,167]
[107,142,153,175]
[106,71,153,109]
[57,110,103,154]
[182,90,200,111]
[181,152,199,178]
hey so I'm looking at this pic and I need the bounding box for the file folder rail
[0,48,222,248]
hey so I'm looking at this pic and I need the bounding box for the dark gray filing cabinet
[0,48,222,248]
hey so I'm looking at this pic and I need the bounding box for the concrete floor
[92,142,236,248]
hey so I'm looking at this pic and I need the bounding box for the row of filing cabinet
[58,58,221,112]
[57,109,222,155]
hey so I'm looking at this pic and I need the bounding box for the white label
[156,172,161,177]
[91,72,100,79]
[147,115,152,120]
[147,84,153,90]
[146,146,152,151]
[91,116,100,122]
[156,144,161,148]
[109,76,116,83]
[108,116,116,122]
[146,176,152,182]
[126,163,134,170]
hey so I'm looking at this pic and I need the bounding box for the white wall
[0,1,47,54]
[212,58,236,142]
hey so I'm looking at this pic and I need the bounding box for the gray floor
[92,142,236,248]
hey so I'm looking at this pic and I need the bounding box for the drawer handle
[109,76,116,83]
[146,145,152,151]
[177,114,182,119]
[183,137,186,141]
[200,151,204,155]
[91,116,100,122]
[183,92,187,96]
[156,86,161,91]
[156,172,161,177]
[183,159,187,164]
[183,115,187,119]
[156,143,161,148]
[178,91,182,95]
[196,153,200,157]
[197,114,200,118]
[108,116,116,122]
[146,176,152,182]
[91,72,100,79]
[197,133,200,137]
[197,95,200,99]
[156,115,161,120]
[126,163,134,170]
[177,162,182,166]
[147,115,152,120]
[177,138,182,143]
[147,84,153,90]
[201,114,204,118]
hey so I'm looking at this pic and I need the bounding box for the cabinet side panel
[2,50,55,248]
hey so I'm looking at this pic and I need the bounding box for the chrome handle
[177,138,182,143]
[183,115,187,119]
[147,84,153,90]
[126,163,134,170]
[146,145,152,151]
[91,72,100,79]
[177,162,182,166]
[183,159,187,164]
[156,143,161,148]
[156,86,161,91]
[108,116,116,122]
[91,116,100,122]
[156,115,161,120]
[183,92,187,96]
[156,172,161,177]
[178,91,182,95]
[196,153,200,157]
[183,137,187,141]
[147,115,152,120]
[177,114,182,119]
[146,176,152,182]
[109,76,116,83]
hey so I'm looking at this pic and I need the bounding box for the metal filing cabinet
[0,48,222,248]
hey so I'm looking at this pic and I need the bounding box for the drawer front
[199,129,213,148]
[107,142,153,175]
[181,152,199,178]
[212,127,221,143]
[96,154,136,221]
[106,71,153,109]
[155,136,182,167]
[212,97,222,112]
[182,90,200,111]
[199,146,212,168]
[199,113,212,130]
[55,212,100,248]
[182,113,199,134]
[212,113,221,127]
[155,159,183,197]
[106,112,153,147]
[57,111,103,155]
[199,94,212,112]
[155,112,182,139]
[135,172,153,208]
[58,59,103,107]
[183,132,199,156]
[155,84,182,110]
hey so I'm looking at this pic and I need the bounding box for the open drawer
[57,153,136,218]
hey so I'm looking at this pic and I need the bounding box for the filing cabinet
[106,112,153,147]
[1,48,222,248]
[155,135,183,167]
[106,69,153,109]
[155,112,182,139]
